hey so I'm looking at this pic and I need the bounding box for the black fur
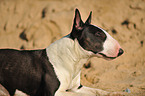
[70,9,107,54]
[0,9,123,96]
[77,84,83,89]
[0,49,60,96]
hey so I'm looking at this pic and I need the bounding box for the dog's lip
[98,53,117,60]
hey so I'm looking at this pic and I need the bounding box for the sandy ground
[0,0,145,96]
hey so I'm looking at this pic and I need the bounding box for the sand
[0,0,145,96]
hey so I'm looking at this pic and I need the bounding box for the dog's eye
[95,32,101,37]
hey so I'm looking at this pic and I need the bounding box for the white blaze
[96,26,121,58]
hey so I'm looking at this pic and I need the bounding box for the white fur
[94,26,121,58]
[0,27,122,96]
[46,35,110,96]
[14,90,29,96]
[102,32,120,57]
[100,30,121,57]
[46,35,92,91]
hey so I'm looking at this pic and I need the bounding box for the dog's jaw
[97,29,122,59]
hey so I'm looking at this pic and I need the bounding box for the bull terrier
[0,9,124,96]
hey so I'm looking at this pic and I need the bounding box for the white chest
[46,37,91,91]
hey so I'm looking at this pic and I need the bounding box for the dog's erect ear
[73,9,84,30]
[85,11,92,24]
[71,9,84,39]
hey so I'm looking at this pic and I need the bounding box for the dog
[0,9,124,96]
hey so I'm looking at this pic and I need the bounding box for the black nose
[118,48,124,56]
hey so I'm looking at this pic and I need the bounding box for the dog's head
[70,9,123,60]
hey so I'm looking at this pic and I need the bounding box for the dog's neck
[46,35,93,82]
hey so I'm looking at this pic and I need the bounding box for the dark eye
[95,32,101,37]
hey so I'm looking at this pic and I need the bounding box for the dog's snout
[118,48,124,56]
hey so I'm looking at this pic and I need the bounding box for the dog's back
[0,49,43,95]
[0,49,60,96]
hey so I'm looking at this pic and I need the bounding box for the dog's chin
[95,53,117,60]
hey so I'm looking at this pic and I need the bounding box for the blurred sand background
[0,0,145,96]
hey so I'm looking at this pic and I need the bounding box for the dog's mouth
[96,53,117,60]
